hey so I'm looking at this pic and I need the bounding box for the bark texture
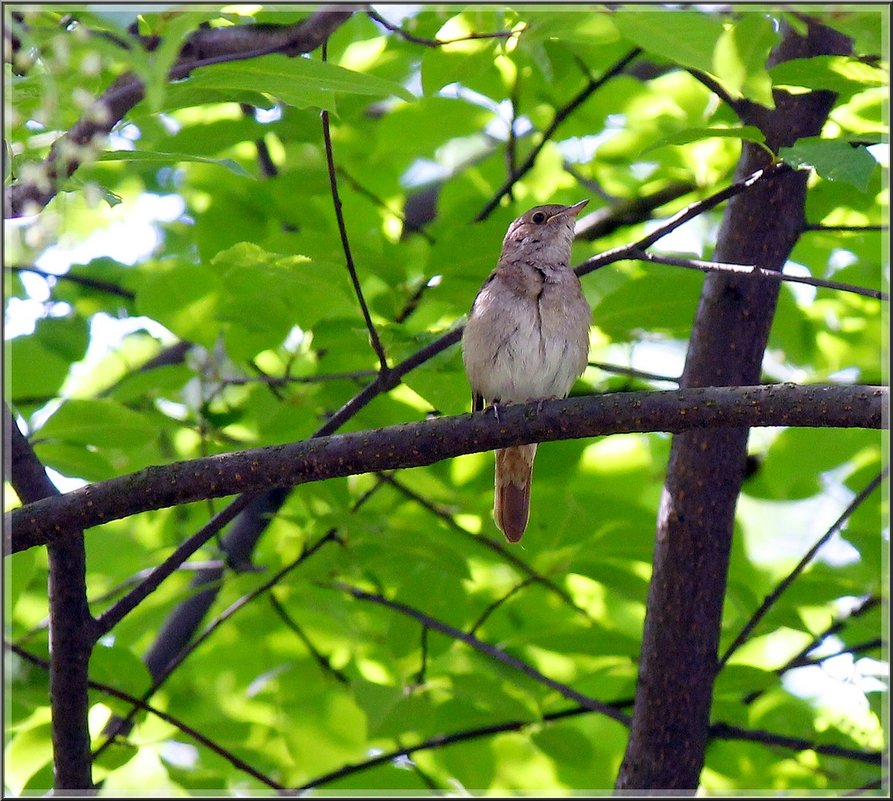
[615,19,853,791]
[9,384,884,554]
[7,405,95,789]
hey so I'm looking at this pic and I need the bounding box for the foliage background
[4,3,889,794]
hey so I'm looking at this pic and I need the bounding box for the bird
[462,200,591,543]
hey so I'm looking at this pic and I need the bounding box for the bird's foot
[535,395,559,415]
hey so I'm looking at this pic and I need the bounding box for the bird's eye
[531,211,547,224]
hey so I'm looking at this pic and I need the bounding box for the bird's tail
[494,444,537,543]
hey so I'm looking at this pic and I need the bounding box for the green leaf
[770,55,888,97]
[88,644,153,717]
[745,428,880,500]
[6,550,37,615]
[33,440,118,482]
[9,316,90,405]
[145,12,223,112]
[135,262,223,347]
[9,339,70,405]
[37,399,156,448]
[643,125,767,155]
[712,13,777,106]
[593,270,703,341]
[779,137,878,191]
[97,150,254,178]
[613,10,725,74]
[5,720,54,795]
[182,54,414,111]
[210,241,358,359]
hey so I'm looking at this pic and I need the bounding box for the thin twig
[803,223,887,233]
[576,162,795,277]
[741,595,881,705]
[376,471,591,618]
[268,592,350,684]
[467,576,537,636]
[221,370,378,387]
[336,166,435,244]
[710,721,884,766]
[298,705,597,790]
[687,68,751,118]
[93,529,341,758]
[8,266,136,300]
[329,581,631,726]
[632,249,888,301]
[94,493,256,635]
[475,47,642,222]
[718,467,888,669]
[366,8,516,47]
[589,361,680,384]
[320,52,388,373]
[6,641,285,790]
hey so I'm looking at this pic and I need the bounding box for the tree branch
[7,265,136,300]
[718,468,888,669]
[328,581,631,726]
[93,528,341,755]
[474,47,642,222]
[299,705,596,790]
[321,102,389,372]
[709,722,884,766]
[5,7,356,217]
[632,249,888,302]
[8,384,886,553]
[366,7,516,47]
[576,161,795,278]
[6,405,94,789]
[616,17,855,791]
[5,642,285,790]
[377,471,590,617]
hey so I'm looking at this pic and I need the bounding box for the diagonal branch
[8,384,887,553]
[576,162,795,277]
[718,467,888,669]
[741,594,881,705]
[366,7,517,47]
[7,266,136,300]
[5,7,356,217]
[93,492,255,636]
[709,722,884,766]
[377,471,589,616]
[474,47,642,222]
[92,529,341,756]
[329,581,631,726]
[299,705,596,790]
[6,641,285,790]
[632,249,888,301]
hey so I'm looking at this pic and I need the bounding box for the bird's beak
[549,199,589,221]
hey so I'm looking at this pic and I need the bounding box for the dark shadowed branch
[718,468,888,669]
[5,642,285,790]
[6,405,94,789]
[328,581,632,726]
[5,7,356,217]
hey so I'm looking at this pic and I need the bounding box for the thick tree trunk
[7,406,95,789]
[616,18,852,791]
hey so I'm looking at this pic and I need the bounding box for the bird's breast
[463,273,590,404]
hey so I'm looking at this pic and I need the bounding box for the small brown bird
[462,201,591,543]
